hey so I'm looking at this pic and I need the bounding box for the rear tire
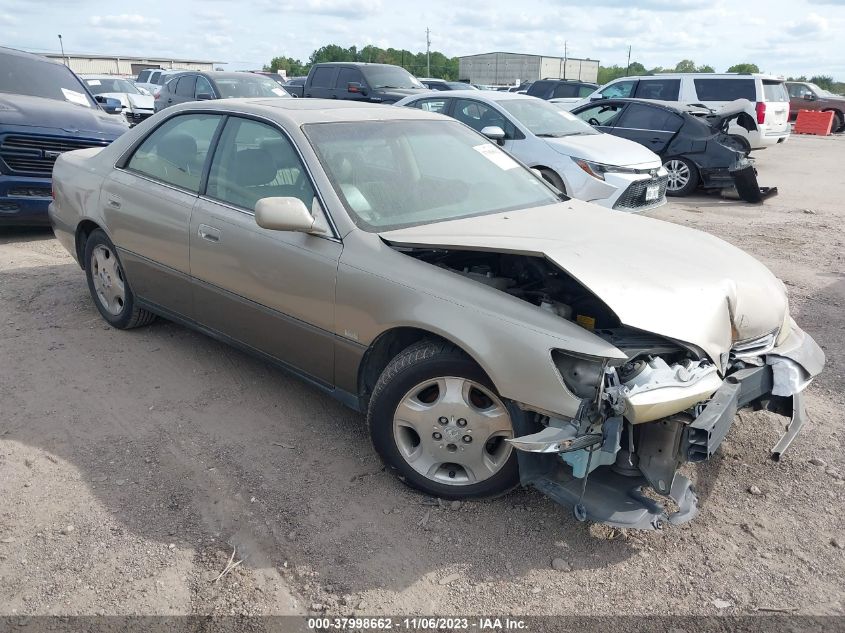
[663,157,699,197]
[367,340,519,499]
[84,229,156,330]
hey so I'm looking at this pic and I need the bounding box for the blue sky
[1,0,843,79]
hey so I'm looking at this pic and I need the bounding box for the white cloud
[785,13,829,37]
[0,11,18,24]
[89,14,160,27]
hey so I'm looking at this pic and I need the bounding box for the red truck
[785,81,845,132]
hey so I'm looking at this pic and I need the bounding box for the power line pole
[563,41,567,79]
[426,27,431,77]
[625,45,632,76]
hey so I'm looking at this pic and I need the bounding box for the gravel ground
[0,133,843,618]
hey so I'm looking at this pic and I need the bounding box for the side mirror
[481,126,506,143]
[803,93,815,101]
[196,93,214,101]
[255,197,326,234]
[347,82,367,95]
[96,96,123,114]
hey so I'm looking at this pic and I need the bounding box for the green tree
[697,64,715,73]
[674,59,697,73]
[727,63,760,73]
[810,75,834,90]
[265,56,308,77]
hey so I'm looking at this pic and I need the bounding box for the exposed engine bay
[402,246,812,529]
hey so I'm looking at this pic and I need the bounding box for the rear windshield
[0,53,95,107]
[762,80,788,102]
[693,78,755,102]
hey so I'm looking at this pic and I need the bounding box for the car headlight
[571,157,639,182]
[776,310,793,346]
[552,350,607,401]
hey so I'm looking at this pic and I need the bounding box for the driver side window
[206,118,315,211]
[600,80,637,99]
[195,76,214,98]
[453,99,508,135]
[575,103,624,127]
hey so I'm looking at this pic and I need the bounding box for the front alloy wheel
[393,376,513,486]
[368,340,519,499]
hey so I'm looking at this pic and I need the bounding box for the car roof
[572,98,706,114]
[625,73,784,81]
[166,98,447,124]
[80,74,130,79]
[0,46,65,64]
[404,89,539,103]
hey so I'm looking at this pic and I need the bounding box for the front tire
[663,157,699,196]
[367,340,519,499]
[827,111,843,133]
[84,229,156,330]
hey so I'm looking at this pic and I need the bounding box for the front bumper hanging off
[510,363,809,531]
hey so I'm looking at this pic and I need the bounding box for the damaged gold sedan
[49,99,824,529]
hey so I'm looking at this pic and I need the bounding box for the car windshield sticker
[86,80,102,86]
[62,88,91,107]
[271,87,287,96]
[473,143,519,170]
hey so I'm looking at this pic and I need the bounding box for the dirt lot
[1,133,843,618]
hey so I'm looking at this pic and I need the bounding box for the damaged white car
[48,100,824,529]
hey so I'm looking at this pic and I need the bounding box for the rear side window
[175,76,197,98]
[195,75,214,98]
[150,71,161,84]
[616,104,682,132]
[527,81,553,99]
[693,78,755,101]
[137,70,150,82]
[634,79,680,101]
[552,84,580,98]
[311,67,335,88]
[763,80,788,102]
[127,114,223,192]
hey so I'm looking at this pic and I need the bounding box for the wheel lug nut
[462,435,472,443]
[456,418,467,427]
[432,432,442,440]
[438,417,448,425]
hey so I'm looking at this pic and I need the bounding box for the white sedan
[395,91,668,212]
[80,75,155,127]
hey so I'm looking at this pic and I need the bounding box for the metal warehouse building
[459,52,599,86]
[39,53,220,76]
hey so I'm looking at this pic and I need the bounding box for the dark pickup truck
[303,62,428,104]
[0,47,128,225]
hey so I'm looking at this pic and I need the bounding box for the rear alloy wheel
[84,229,156,329]
[368,340,519,499]
[663,157,699,196]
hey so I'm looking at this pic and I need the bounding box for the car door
[189,115,342,384]
[170,74,197,107]
[306,66,338,99]
[102,113,225,317]
[610,103,682,155]
[336,67,369,102]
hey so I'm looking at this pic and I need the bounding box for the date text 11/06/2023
[307,617,528,630]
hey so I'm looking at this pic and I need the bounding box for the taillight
[755,101,766,124]
[154,92,160,100]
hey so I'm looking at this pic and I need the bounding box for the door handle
[198,224,221,242]
[107,198,121,209]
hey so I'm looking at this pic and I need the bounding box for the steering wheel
[588,117,601,126]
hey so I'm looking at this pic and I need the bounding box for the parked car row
[46,97,825,530]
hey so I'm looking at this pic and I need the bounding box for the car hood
[544,132,662,167]
[0,94,128,138]
[98,92,155,111]
[379,88,430,101]
[380,201,787,365]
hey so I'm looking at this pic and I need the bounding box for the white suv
[568,74,791,151]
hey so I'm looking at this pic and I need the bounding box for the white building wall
[43,54,215,76]
[459,52,599,85]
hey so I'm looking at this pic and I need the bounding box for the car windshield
[214,76,291,98]
[498,98,598,137]
[0,54,95,107]
[363,66,424,89]
[808,83,839,97]
[84,77,141,95]
[305,120,560,232]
